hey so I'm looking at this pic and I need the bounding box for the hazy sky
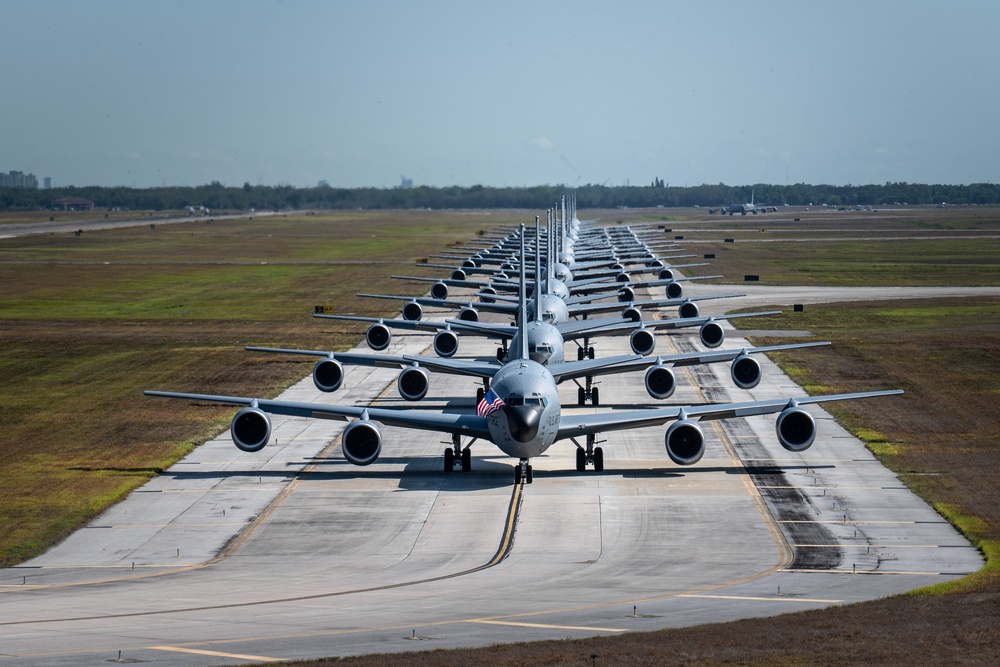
[3,1,998,189]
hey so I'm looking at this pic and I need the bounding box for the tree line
[3,180,999,212]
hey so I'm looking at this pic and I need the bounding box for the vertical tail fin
[534,215,542,322]
[517,223,529,361]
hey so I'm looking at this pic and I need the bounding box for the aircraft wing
[545,353,646,383]
[574,310,782,338]
[567,293,745,318]
[399,355,502,378]
[248,347,501,378]
[144,391,493,439]
[441,319,518,340]
[359,293,518,315]
[548,341,832,380]
[246,346,415,369]
[556,390,903,440]
[313,314,450,332]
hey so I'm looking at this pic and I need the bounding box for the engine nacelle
[699,319,725,348]
[649,259,666,269]
[458,306,479,322]
[615,272,632,283]
[659,268,675,281]
[645,365,677,399]
[431,281,449,299]
[231,407,271,453]
[665,419,706,465]
[776,405,816,452]
[433,330,459,357]
[366,322,392,351]
[342,420,383,466]
[312,358,345,392]
[479,286,498,304]
[678,300,699,319]
[401,301,423,322]
[666,281,683,299]
[451,269,467,281]
[622,306,643,322]
[731,353,762,389]
[397,366,429,401]
[462,259,478,268]
[630,328,656,356]
[617,286,636,302]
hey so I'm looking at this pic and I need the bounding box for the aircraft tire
[594,447,605,472]
[444,448,454,472]
[461,448,471,472]
[476,387,485,404]
[588,347,595,359]
[592,387,600,406]
[514,465,522,484]
[578,387,586,406]
[576,448,586,472]
[526,465,533,484]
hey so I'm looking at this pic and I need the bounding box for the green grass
[0,210,497,565]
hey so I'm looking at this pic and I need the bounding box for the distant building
[43,177,52,189]
[0,170,39,189]
[52,196,94,211]
[317,180,330,188]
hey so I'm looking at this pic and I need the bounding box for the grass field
[0,209,524,565]
[2,206,999,664]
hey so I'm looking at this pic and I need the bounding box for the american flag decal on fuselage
[477,388,505,417]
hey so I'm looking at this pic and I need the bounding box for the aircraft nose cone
[503,405,542,443]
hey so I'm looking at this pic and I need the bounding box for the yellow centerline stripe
[150,645,285,662]
[468,620,626,633]
[678,593,842,603]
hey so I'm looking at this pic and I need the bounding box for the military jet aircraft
[147,225,901,484]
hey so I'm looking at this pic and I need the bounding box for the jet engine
[644,364,677,399]
[659,268,675,281]
[462,259,478,268]
[231,406,271,453]
[678,299,699,319]
[622,306,643,322]
[615,272,632,283]
[666,281,683,299]
[450,269,467,281]
[458,306,479,322]
[630,328,657,356]
[649,259,666,269]
[665,418,705,465]
[478,286,498,304]
[312,358,345,392]
[365,322,392,351]
[397,365,429,401]
[730,353,762,389]
[699,319,725,348]
[431,281,449,299]
[775,403,816,452]
[617,286,636,302]
[401,301,423,322]
[433,330,459,357]
[342,419,383,466]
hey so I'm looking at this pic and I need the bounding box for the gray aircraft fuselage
[485,357,561,459]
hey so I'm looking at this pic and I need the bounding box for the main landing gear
[514,458,533,484]
[575,434,605,472]
[576,375,600,406]
[443,433,472,473]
